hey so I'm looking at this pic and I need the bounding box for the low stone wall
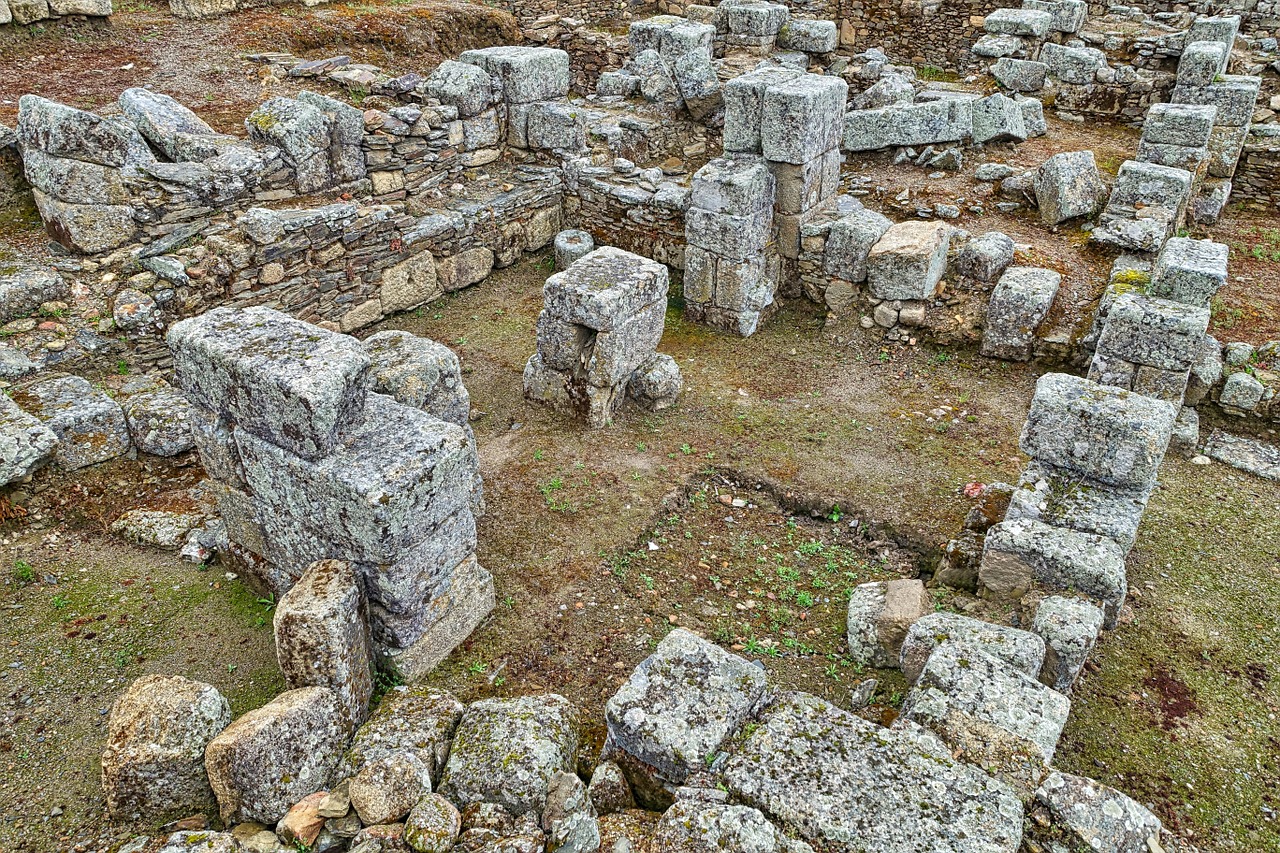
[505,0,654,26]
[835,0,1017,69]
[0,0,110,27]
[527,17,632,94]
[1232,131,1280,206]
[564,165,689,270]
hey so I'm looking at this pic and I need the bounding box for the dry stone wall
[0,0,110,27]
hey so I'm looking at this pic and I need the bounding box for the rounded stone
[553,229,595,271]
[405,793,462,853]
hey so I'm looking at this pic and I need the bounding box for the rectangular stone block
[1171,76,1261,128]
[1019,372,1177,491]
[458,46,570,104]
[768,149,841,215]
[542,246,670,331]
[1206,123,1249,178]
[1040,42,1106,85]
[1094,292,1210,371]
[843,99,974,152]
[1006,461,1151,551]
[777,18,838,53]
[1186,14,1240,56]
[357,509,478,614]
[685,206,774,260]
[683,245,716,305]
[724,1,788,37]
[526,102,585,152]
[375,557,496,681]
[166,306,370,462]
[723,67,803,153]
[984,7,1052,37]
[866,220,952,301]
[628,15,683,56]
[236,394,477,564]
[1141,102,1216,148]
[587,300,667,387]
[712,255,774,312]
[1135,141,1208,173]
[761,74,847,165]
[980,266,1061,362]
[690,156,776,214]
[1176,40,1228,86]
[1149,236,1229,307]
[823,207,891,282]
[1022,0,1086,32]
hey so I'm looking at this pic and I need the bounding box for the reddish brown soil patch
[1144,665,1199,731]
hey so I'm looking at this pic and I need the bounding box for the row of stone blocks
[166,305,492,684]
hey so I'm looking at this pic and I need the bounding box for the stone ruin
[3,0,1280,850]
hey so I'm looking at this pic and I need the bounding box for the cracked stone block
[439,694,579,816]
[980,518,1127,627]
[1141,103,1216,149]
[1005,459,1151,551]
[760,74,847,165]
[458,47,571,104]
[991,58,1047,93]
[722,692,1024,853]
[236,389,473,562]
[1034,151,1106,226]
[653,799,816,853]
[1020,372,1177,491]
[777,18,837,53]
[1176,40,1228,87]
[1134,140,1208,173]
[604,629,767,808]
[845,579,931,669]
[1022,0,1086,32]
[101,675,230,822]
[205,687,347,825]
[245,97,335,193]
[984,7,1052,37]
[274,560,373,732]
[424,60,494,118]
[1170,76,1261,128]
[355,510,476,619]
[336,686,463,787]
[1032,596,1105,692]
[167,306,370,462]
[900,642,1071,787]
[118,88,223,162]
[690,156,776,215]
[0,394,58,486]
[673,52,724,122]
[22,148,129,205]
[866,220,952,301]
[543,246,669,332]
[723,67,803,153]
[627,353,683,411]
[843,99,974,152]
[364,331,470,428]
[900,612,1045,685]
[769,150,841,215]
[957,231,1015,282]
[823,207,892,283]
[980,266,1060,362]
[14,375,130,470]
[1149,237,1228,308]
[1035,771,1162,853]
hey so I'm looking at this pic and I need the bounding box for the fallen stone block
[118,88,224,162]
[627,353,683,411]
[274,560,373,731]
[111,508,203,550]
[843,99,974,152]
[16,94,143,168]
[846,579,931,669]
[984,7,1052,37]
[1219,370,1264,412]
[980,518,1127,627]
[31,190,137,254]
[1141,102,1216,149]
[205,687,347,825]
[0,394,58,486]
[155,831,240,853]
[1176,40,1228,87]
[101,675,230,822]
[1185,334,1223,406]
[899,611,1046,685]
[1034,771,1162,853]
[1171,76,1261,128]
[1022,0,1086,32]
[972,93,1027,144]
[604,628,767,807]
[991,58,1047,93]
[439,694,579,816]
[424,60,494,118]
[1148,236,1228,308]
[1020,372,1177,491]
[721,692,1024,853]
[1016,95,1047,137]
[866,220,952,301]
[0,268,68,325]
[823,207,892,283]
[587,762,635,816]
[777,18,837,53]
[14,375,130,470]
[121,378,196,457]
[1032,596,1105,692]
[673,51,724,122]
[1206,123,1249,178]
[336,686,464,787]
[364,331,470,428]
[1034,151,1107,226]
[1203,429,1280,481]
[1040,42,1106,85]
[957,231,1015,282]
[980,266,1060,361]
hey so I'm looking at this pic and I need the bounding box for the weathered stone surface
[900,612,1046,685]
[843,99,974,152]
[1185,334,1223,406]
[972,93,1027,145]
[991,58,1047,93]
[543,246,669,332]
[901,642,1070,779]
[845,579,931,669]
[605,629,766,802]
[436,247,494,293]
[1035,771,1162,853]
[1094,160,1193,252]
[722,692,1024,853]
[690,156,774,215]
[277,790,327,848]
[980,518,1127,627]
[1141,103,1216,149]
[587,762,635,816]
[1032,596,1105,692]
[351,751,432,825]
[337,686,464,786]
[1023,0,1086,32]
[777,18,837,53]
[205,687,347,825]
[425,60,493,118]
[458,47,571,104]
[13,375,130,470]
[627,353,683,411]
[406,793,462,853]
[984,7,1052,37]
[1093,292,1210,377]
[1177,41,1228,87]
[1034,151,1106,226]
[0,394,58,486]
[866,221,952,301]
[542,770,600,853]
[101,675,230,822]
[121,379,196,457]
[1149,237,1229,308]
[245,97,334,193]
[980,266,1059,361]
[31,189,137,254]
[673,51,723,123]
[653,799,814,853]
[957,231,1015,282]
[119,88,221,162]
[111,508,203,549]
[167,306,370,462]
[0,268,68,325]
[554,229,596,271]
[17,95,139,167]
[1171,75,1261,128]
[723,67,802,154]
[1220,370,1264,411]
[1005,460,1150,551]
[1020,372,1176,491]
[22,147,128,204]
[439,694,579,816]
[274,560,373,731]
[823,208,891,282]
[156,831,240,853]
[364,331,469,427]
[379,252,440,316]
[760,74,847,165]
[1203,429,1280,481]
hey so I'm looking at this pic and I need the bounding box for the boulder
[350,751,432,825]
[336,686,464,786]
[956,231,1015,282]
[119,88,223,162]
[121,378,196,457]
[971,93,1027,144]
[205,687,348,825]
[13,375,131,470]
[587,762,635,816]
[101,675,231,822]
[1035,771,1162,852]
[406,793,463,853]
[438,694,579,816]
[627,354,683,411]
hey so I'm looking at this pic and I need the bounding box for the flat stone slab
[13,375,130,470]
[721,692,1024,853]
[167,306,370,462]
[900,612,1046,685]
[1203,430,1280,481]
[542,246,669,332]
[1006,460,1151,551]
